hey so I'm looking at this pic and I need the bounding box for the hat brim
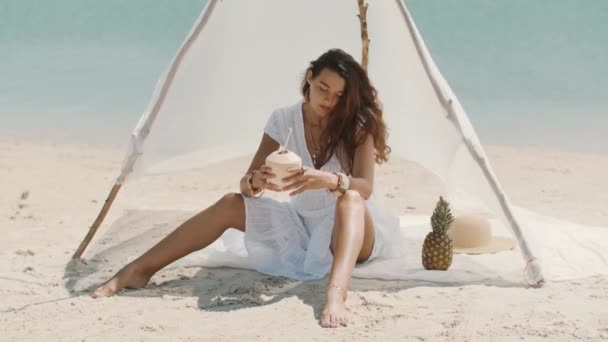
[453,236,516,254]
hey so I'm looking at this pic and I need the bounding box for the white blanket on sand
[171,206,608,284]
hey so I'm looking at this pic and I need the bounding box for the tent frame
[72,0,544,286]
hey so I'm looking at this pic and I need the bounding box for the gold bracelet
[246,171,264,198]
[332,172,342,192]
[326,172,342,195]
[327,283,347,291]
[327,283,348,300]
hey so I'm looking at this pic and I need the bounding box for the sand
[1,137,607,341]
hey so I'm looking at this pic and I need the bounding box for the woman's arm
[281,133,376,199]
[346,133,375,200]
[239,133,281,197]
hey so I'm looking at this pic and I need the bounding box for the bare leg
[320,190,375,328]
[92,193,246,298]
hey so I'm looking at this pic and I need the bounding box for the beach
[2,0,608,339]
[1,138,607,341]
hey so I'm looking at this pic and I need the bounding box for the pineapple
[422,196,455,270]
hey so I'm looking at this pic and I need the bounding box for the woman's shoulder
[268,99,302,122]
[264,99,302,141]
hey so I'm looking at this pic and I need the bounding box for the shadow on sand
[62,209,531,319]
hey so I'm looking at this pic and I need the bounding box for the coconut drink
[265,149,302,189]
[265,128,302,189]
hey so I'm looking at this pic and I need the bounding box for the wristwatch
[330,172,349,197]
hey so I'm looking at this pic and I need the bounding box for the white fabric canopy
[113,0,547,284]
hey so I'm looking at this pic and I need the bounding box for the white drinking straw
[280,128,293,153]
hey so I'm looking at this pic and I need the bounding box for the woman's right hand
[252,165,282,192]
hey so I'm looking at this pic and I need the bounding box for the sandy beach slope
[1,138,607,341]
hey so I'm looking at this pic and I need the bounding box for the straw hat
[449,214,516,254]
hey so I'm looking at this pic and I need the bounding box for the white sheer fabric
[241,100,402,280]
[112,0,550,283]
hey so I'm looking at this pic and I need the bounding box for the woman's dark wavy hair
[301,48,391,173]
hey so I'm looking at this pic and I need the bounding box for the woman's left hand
[281,166,336,196]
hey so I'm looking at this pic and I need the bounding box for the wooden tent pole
[72,182,122,259]
[357,0,370,71]
[71,1,220,260]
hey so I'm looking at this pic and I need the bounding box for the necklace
[306,122,322,166]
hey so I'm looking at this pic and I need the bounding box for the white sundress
[242,100,402,281]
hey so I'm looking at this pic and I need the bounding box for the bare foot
[92,265,152,298]
[320,287,349,328]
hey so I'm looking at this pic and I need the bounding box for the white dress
[242,100,402,281]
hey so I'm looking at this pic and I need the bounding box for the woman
[92,49,401,328]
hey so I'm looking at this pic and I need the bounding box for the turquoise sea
[1,0,606,153]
